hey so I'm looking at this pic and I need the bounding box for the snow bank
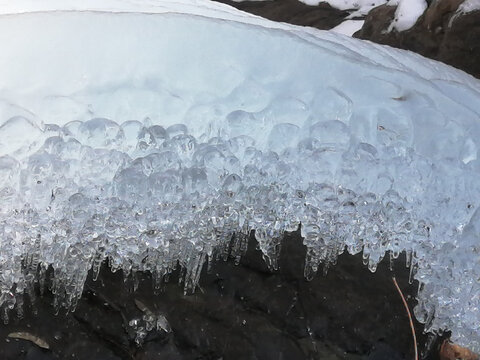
[0,0,480,352]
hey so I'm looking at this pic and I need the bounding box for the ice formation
[0,0,480,352]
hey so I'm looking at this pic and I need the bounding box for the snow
[449,0,480,26]
[0,0,480,352]
[387,0,427,31]
[298,0,428,33]
[230,0,272,2]
[331,19,364,36]
[456,0,480,13]
[300,0,387,13]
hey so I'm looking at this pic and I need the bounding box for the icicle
[15,293,24,319]
[38,264,47,296]
[91,246,105,281]
[405,249,412,268]
[322,262,330,276]
[408,260,417,285]
[304,248,319,281]
[362,250,369,266]
[133,273,140,292]
[206,254,213,273]
[423,306,436,333]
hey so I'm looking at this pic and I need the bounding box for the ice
[0,0,480,352]
[0,116,43,157]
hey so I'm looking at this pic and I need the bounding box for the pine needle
[392,276,418,360]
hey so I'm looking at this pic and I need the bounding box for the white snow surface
[299,0,387,13]
[0,0,480,351]
[331,19,364,36]
[456,0,480,13]
[449,0,479,26]
[387,0,427,31]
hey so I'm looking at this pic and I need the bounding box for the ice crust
[0,0,480,351]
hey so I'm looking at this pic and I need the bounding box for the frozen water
[0,0,480,352]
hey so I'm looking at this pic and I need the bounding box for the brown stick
[392,276,418,360]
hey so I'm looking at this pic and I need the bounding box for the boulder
[355,1,480,78]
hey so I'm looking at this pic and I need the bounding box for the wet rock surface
[0,232,440,359]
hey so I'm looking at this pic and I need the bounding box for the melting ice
[0,0,480,352]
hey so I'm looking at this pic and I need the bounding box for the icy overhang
[0,0,480,353]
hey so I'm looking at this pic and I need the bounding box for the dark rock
[62,340,122,360]
[352,4,397,43]
[211,0,480,78]
[136,341,183,360]
[0,232,434,359]
[355,1,480,78]
[213,0,349,30]
[368,342,404,360]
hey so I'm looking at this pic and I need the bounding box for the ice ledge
[0,0,479,353]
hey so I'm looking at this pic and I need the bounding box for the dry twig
[392,276,418,360]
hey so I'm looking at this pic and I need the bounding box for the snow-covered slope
[0,0,479,351]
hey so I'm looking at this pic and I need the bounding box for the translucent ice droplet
[222,173,243,197]
[164,134,196,163]
[148,125,168,147]
[77,118,124,149]
[267,123,299,154]
[263,97,310,128]
[114,167,148,200]
[202,147,227,186]
[0,156,19,187]
[310,87,352,124]
[121,120,143,153]
[309,120,350,146]
[166,124,188,138]
[0,116,43,157]
[182,167,208,195]
[226,110,258,137]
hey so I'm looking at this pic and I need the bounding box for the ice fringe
[0,0,480,353]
